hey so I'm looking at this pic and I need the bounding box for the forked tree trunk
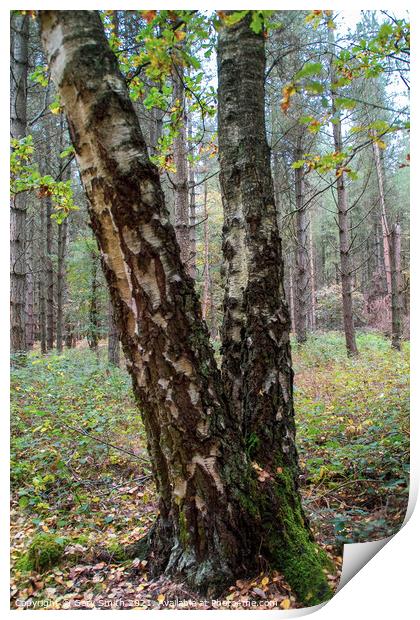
[40,10,330,603]
[329,25,358,356]
[10,13,29,356]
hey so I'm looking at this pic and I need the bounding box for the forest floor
[10,332,409,610]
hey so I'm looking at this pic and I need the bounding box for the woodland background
[10,9,409,610]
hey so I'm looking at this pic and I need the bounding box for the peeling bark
[218,13,331,602]
[40,10,331,603]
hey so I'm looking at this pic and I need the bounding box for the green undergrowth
[10,332,408,608]
[293,330,409,545]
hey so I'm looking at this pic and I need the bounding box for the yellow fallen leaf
[157,594,165,604]
[261,576,269,587]
[281,598,291,609]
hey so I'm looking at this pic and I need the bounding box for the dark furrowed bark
[218,14,332,604]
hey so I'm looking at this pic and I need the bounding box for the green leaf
[296,62,323,80]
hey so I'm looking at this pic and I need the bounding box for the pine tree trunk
[108,299,120,366]
[46,196,55,350]
[308,215,316,331]
[87,246,99,352]
[173,64,191,268]
[56,217,68,353]
[201,180,210,320]
[187,113,197,279]
[25,216,35,349]
[329,25,358,356]
[10,13,29,356]
[294,135,308,343]
[39,201,47,354]
[40,10,331,603]
[390,223,402,350]
[289,262,296,333]
[372,138,392,296]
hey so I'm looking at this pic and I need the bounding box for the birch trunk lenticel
[40,10,331,603]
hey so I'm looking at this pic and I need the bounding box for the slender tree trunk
[108,299,120,366]
[10,13,29,356]
[187,113,197,279]
[38,200,47,354]
[40,10,330,603]
[173,64,191,268]
[390,223,402,350]
[372,138,392,296]
[25,216,35,349]
[46,196,55,350]
[201,180,210,320]
[56,216,68,353]
[87,246,99,352]
[289,261,296,333]
[308,215,316,331]
[294,134,308,343]
[329,25,358,356]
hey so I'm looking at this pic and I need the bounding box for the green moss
[105,541,127,562]
[266,463,334,606]
[245,432,260,458]
[178,509,190,547]
[26,533,67,573]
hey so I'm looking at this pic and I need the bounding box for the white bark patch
[158,378,169,391]
[172,356,193,377]
[263,370,277,394]
[196,418,210,439]
[132,259,161,310]
[151,313,168,329]
[278,372,290,403]
[194,495,206,512]
[189,454,224,494]
[142,222,162,250]
[173,478,187,502]
[122,226,141,254]
[140,180,157,207]
[188,384,200,406]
